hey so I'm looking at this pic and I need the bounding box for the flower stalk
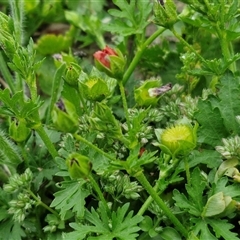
[88,174,111,216]
[122,27,165,85]
[118,81,131,131]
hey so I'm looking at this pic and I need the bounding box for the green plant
[0,0,240,239]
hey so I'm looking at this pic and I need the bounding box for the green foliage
[173,168,206,217]
[1,0,240,239]
[103,0,152,36]
[173,167,240,239]
[50,180,90,220]
[195,72,240,147]
[192,219,239,240]
[63,203,143,240]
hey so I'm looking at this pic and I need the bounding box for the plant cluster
[0,0,240,239]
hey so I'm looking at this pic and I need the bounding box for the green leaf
[173,189,201,217]
[206,219,239,240]
[50,180,90,220]
[127,145,158,170]
[0,219,26,240]
[213,177,240,198]
[195,99,228,147]
[36,34,72,55]
[178,150,222,171]
[160,227,182,240]
[186,168,207,211]
[139,216,153,232]
[0,88,42,123]
[216,72,240,134]
[173,168,206,217]
[192,219,218,240]
[46,64,66,124]
[195,73,240,146]
[103,0,152,36]
[89,102,124,141]
[64,202,143,240]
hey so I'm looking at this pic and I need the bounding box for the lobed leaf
[50,180,90,220]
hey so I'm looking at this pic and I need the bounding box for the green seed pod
[64,62,82,86]
[66,153,92,179]
[153,0,178,28]
[9,118,31,143]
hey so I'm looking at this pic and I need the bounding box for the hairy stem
[135,171,188,237]
[137,157,181,216]
[171,27,207,66]
[27,75,38,102]
[74,134,118,162]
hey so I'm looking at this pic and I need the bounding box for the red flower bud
[93,46,125,79]
[93,46,118,68]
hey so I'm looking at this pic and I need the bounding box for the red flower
[93,46,118,68]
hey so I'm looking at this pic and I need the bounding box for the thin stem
[28,189,59,217]
[135,171,188,237]
[184,156,191,185]
[88,174,110,216]
[137,183,159,216]
[137,157,181,216]
[34,124,58,159]
[171,27,207,66]
[122,27,166,85]
[201,0,235,72]
[74,134,118,162]
[118,81,131,130]
[0,51,15,94]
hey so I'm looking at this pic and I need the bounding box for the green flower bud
[159,124,197,157]
[80,77,109,101]
[93,46,126,79]
[134,80,171,106]
[51,99,78,133]
[64,62,81,86]
[9,118,31,143]
[66,153,92,179]
[153,0,178,28]
[78,67,117,102]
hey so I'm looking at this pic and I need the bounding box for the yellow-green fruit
[66,153,92,179]
[160,124,197,156]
